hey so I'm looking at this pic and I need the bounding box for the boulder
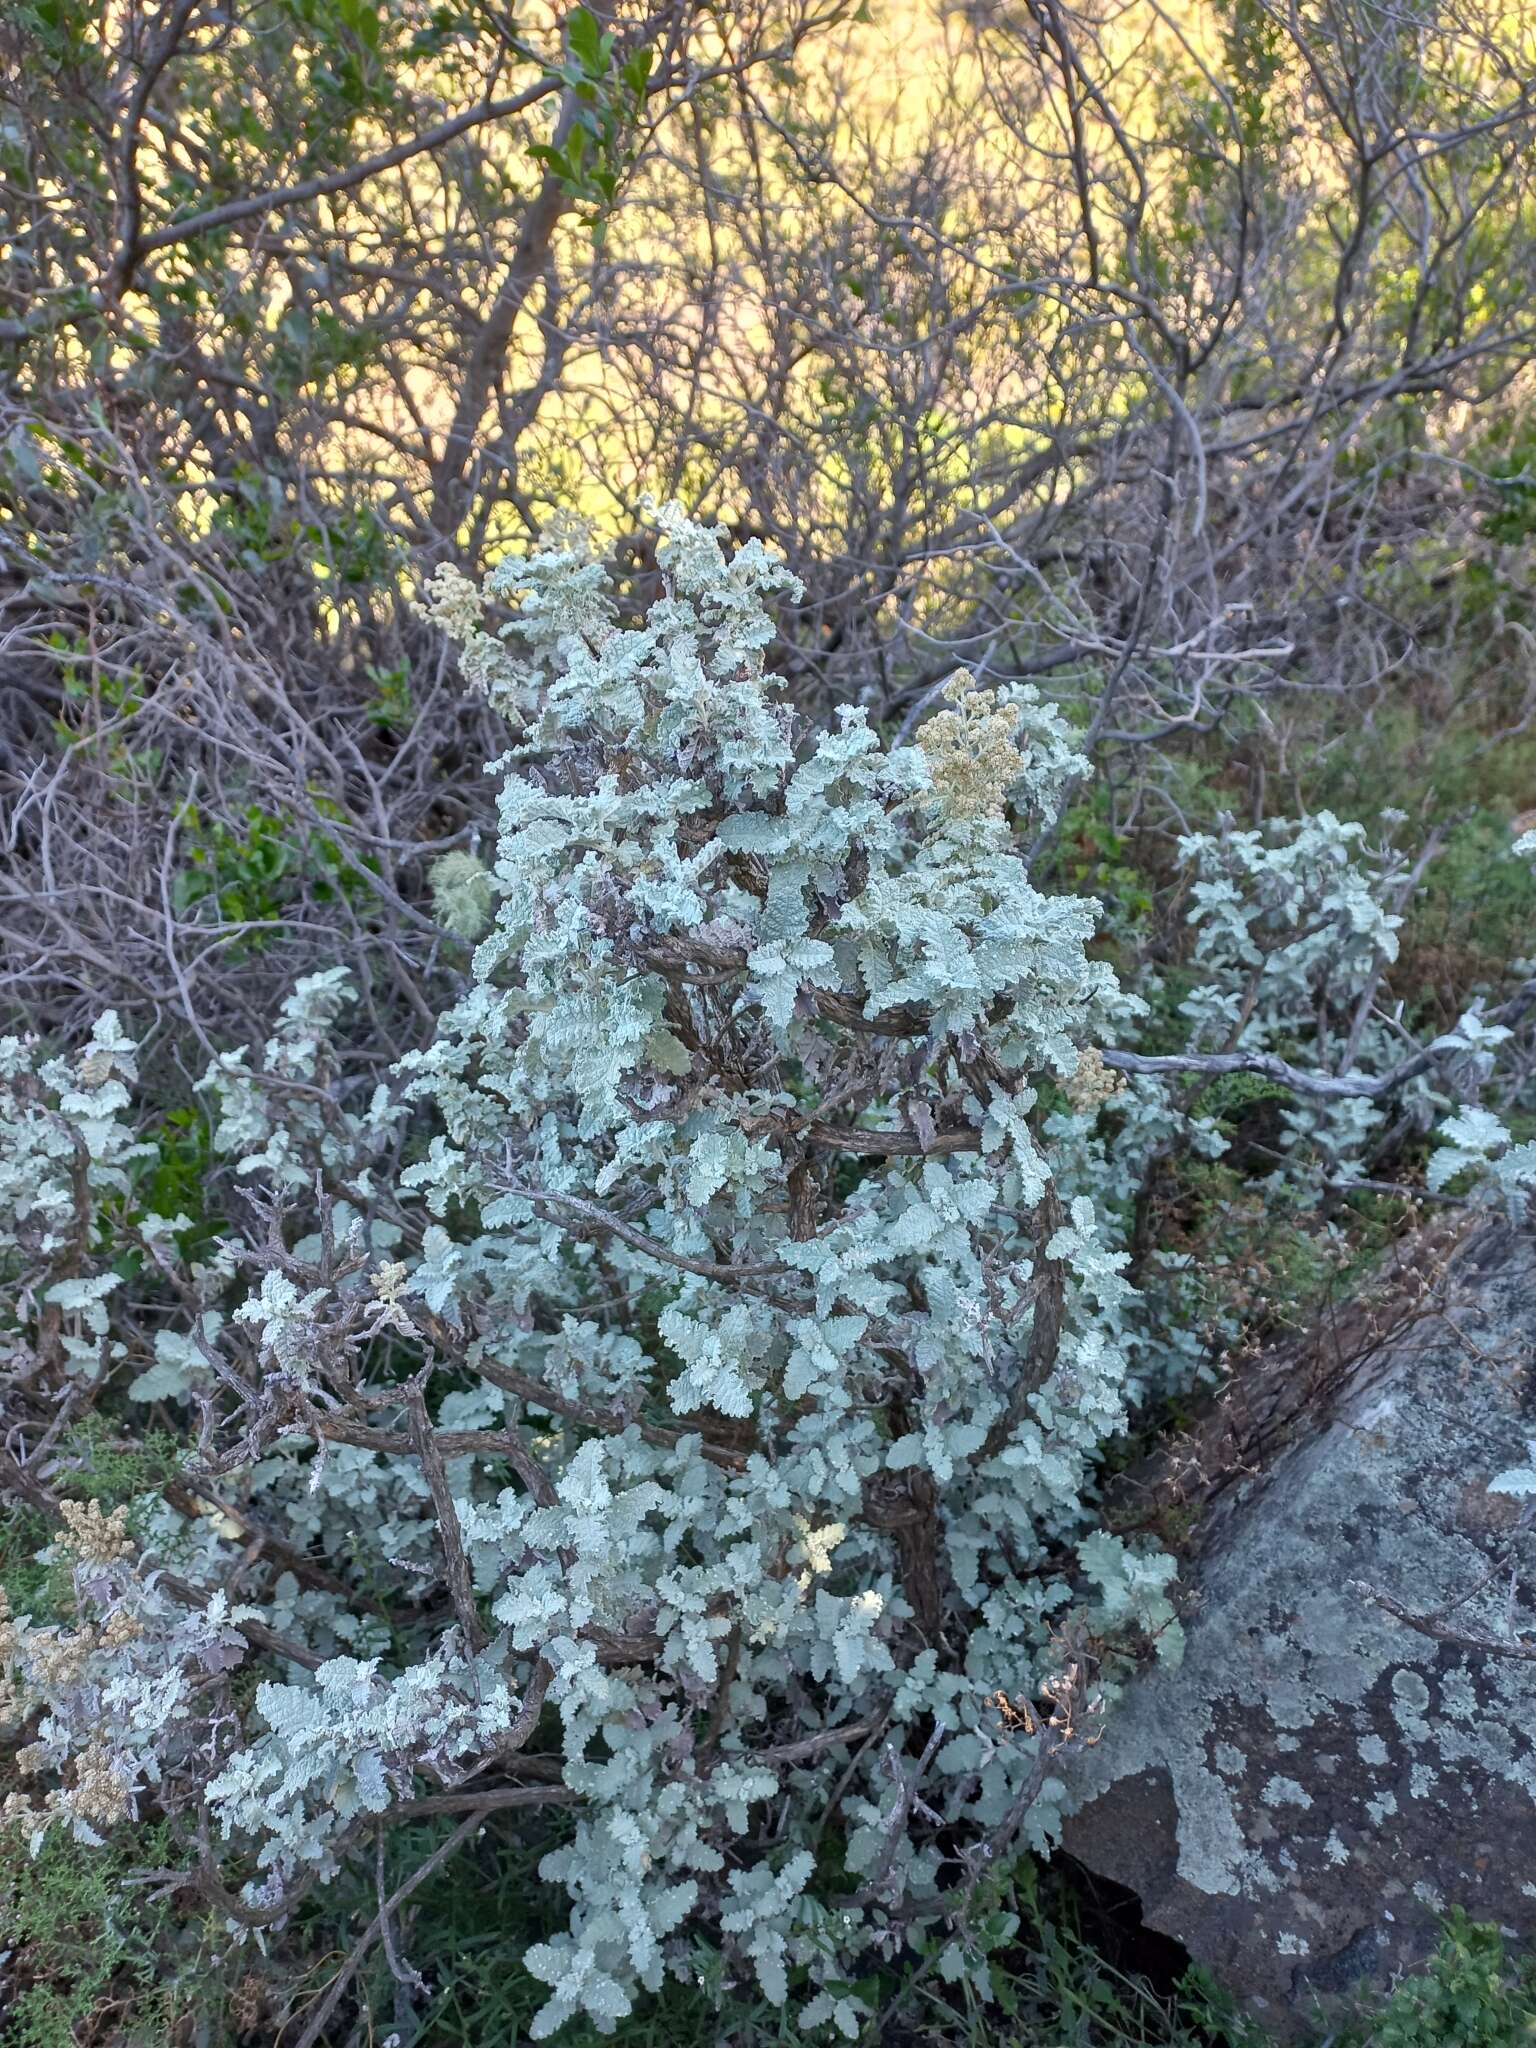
[1060,1222,1536,2033]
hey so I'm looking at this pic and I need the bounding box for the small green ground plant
[1338,1914,1536,2048]
[277,1827,1262,2048]
[0,1822,194,2048]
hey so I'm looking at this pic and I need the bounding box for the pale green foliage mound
[0,508,1176,2038]
[1,507,1529,2040]
[391,504,1172,2032]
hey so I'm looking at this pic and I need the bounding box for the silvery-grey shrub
[1,506,1529,2036]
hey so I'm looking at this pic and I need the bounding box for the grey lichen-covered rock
[1060,1223,1536,2032]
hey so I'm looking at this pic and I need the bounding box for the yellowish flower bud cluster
[413,564,516,703]
[68,1735,133,1827]
[412,562,484,643]
[1064,1046,1126,1116]
[231,1973,268,2037]
[58,1498,134,1567]
[101,1607,144,1651]
[27,1626,93,1688]
[918,672,1027,822]
[9,1737,133,1832]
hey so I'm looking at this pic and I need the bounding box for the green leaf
[529,142,572,181]
[566,6,604,76]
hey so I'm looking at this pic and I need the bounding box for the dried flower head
[412,561,485,643]
[29,1627,93,1688]
[0,1791,42,1832]
[68,1735,133,1827]
[414,563,518,704]
[918,672,1027,822]
[58,1497,134,1567]
[1064,1047,1126,1116]
[231,1973,269,2037]
[101,1607,144,1651]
